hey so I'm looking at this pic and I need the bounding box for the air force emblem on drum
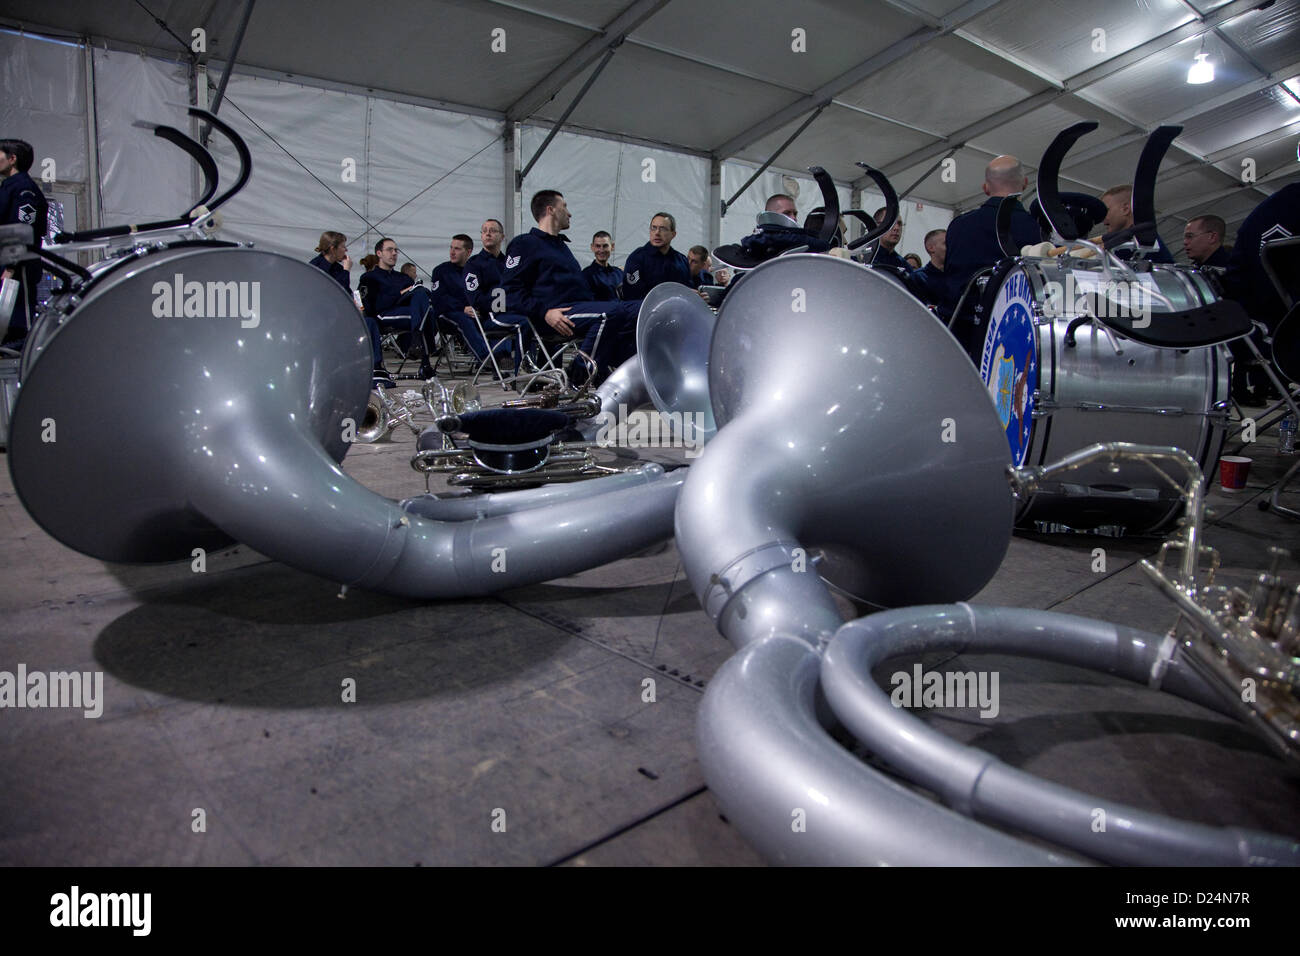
[506,255,520,269]
[465,272,479,292]
[980,270,1037,465]
[17,203,36,224]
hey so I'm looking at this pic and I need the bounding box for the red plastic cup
[1219,456,1252,492]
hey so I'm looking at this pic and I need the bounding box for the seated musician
[308,231,352,292]
[501,189,640,385]
[1097,185,1174,262]
[621,212,691,301]
[944,155,1042,308]
[687,245,714,289]
[1182,214,1230,268]
[357,237,436,380]
[911,228,953,320]
[431,233,501,365]
[871,207,908,269]
[582,231,624,301]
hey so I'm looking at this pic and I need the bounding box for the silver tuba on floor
[676,254,1299,865]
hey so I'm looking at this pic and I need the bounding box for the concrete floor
[1,374,1297,866]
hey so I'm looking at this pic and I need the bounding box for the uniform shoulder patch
[506,255,521,269]
[627,270,640,285]
[465,272,479,291]
[17,203,36,224]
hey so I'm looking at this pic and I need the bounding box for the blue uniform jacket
[912,261,953,318]
[621,243,690,300]
[1223,182,1300,331]
[430,261,471,316]
[308,254,350,291]
[502,228,593,321]
[944,196,1041,306]
[464,249,505,314]
[873,248,909,270]
[0,170,48,241]
[357,266,413,316]
[582,261,625,301]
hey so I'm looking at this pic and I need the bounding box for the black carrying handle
[848,162,899,251]
[807,166,840,244]
[994,195,1023,258]
[1036,121,1099,242]
[151,123,219,215]
[1131,125,1181,249]
[54,106,251,243]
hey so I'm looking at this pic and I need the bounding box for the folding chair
[376,300,435,380]
[517,313,609,394]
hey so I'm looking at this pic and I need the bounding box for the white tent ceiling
[5,0,1299,254]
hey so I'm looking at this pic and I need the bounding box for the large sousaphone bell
[9,246,683,597]
[580,282,717,443]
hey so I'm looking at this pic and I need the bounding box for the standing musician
[871,207,908,269]
[308,231,352,291]
[621,212,691,301]
[0,138,48,345]
[765,193,798,220]
[1182,214,1230,268]
[944,155,1041,307]
[501,189,640,384]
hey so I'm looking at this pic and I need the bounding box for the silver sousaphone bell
[9,245,683,597]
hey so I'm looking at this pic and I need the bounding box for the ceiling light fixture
[1187,37,1214,85]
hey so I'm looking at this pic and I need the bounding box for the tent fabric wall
[92,47,192,228]
[0,31,88,188]
[518,126,711,270]
[9,29,953,277]
[206,74,503,275]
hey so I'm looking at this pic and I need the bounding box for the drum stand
[1234,333,1300,522]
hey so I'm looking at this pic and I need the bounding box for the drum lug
[1032,391,1056,417]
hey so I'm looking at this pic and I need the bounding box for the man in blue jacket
[357,237,435,379]
[621,212,690,301]
[944,155,1041,308]
[1099,184,1175,263]
[501,190,639,384]
[0,138,48,345]
[582,231,623,301]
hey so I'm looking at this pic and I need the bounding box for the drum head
[979,264,1039,466]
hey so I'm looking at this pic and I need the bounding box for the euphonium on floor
[9,244,683,597]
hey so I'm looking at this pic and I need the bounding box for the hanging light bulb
[1187,37,1214,85]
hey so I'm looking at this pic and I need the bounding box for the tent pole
[517,46,619,188]
[720,105,825,215]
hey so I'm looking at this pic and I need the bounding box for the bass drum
[979,257,1231,533]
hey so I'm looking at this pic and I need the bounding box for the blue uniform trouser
[443,310,517,366]
[527,300,639,378]
[367,287,432,368]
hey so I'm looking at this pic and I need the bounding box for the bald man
[944,155,1041,309]
[1097,185,1174,263]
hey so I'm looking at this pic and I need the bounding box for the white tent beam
[710,0,1007,160]
[504,0,672,123]
[873,0,1265,182]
